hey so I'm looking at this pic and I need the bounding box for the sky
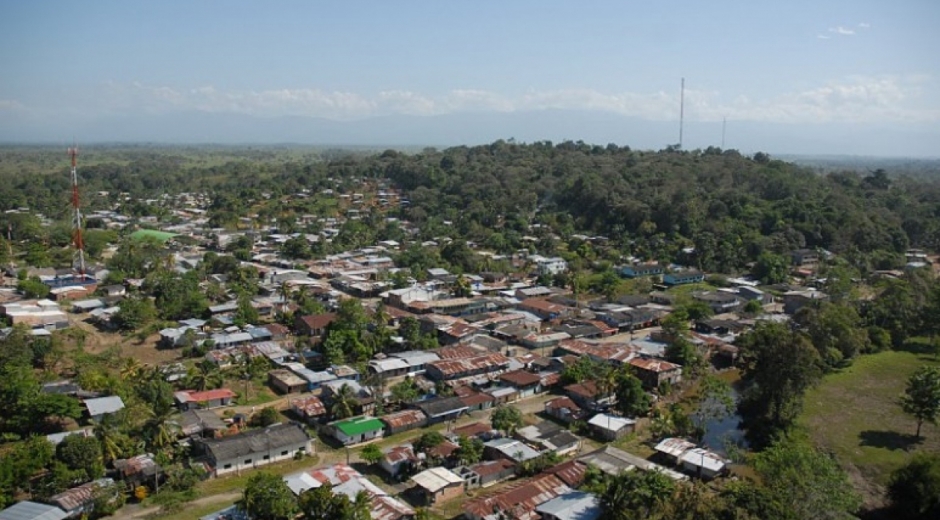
[1,1,938,155]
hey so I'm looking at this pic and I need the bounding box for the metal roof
[535,491,601,520]
[411,467,464,493]
[84,395,125,416]
[0,502,67,520]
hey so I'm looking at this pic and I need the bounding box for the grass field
[800,348,940,507]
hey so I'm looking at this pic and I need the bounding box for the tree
[414,431,446,452]
[112,296,156,332]
[900,365,940,439]
[751,438,860,520]
[736,322,822,448]
[17,276,50,298]
[331,383,358,420]
[360,443,384,466]
[455,435,484,465]
[613,370,651,417]
[753,251,789,284]
[888,452,940,520]
[251,406,281,428]
[491,405,524,435]
[390,378,421,407]
[187,359,224,391]
[299,483,370,520]
[664,337,703,375]
[600,469,676,520]
[795,302,870,369]
[240,472,297,520]
[56,434,104,482]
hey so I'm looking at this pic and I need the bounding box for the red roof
[629,357,681,373]
[298,312,337,331]
[545,396,581,413]
[460,392,495,408]
[453,421,493,438]
[498,370,542,387]
[464,473,570,519]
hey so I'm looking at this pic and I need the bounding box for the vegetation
[900,365,940,439]
[887,453,940,520]
[491,405,524,435]
[239,472,297,520]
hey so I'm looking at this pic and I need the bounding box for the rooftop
[333,416,385,436]
[411,467,464,493]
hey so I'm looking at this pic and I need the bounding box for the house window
[244,459,252,464]
[223,464,232,469]
[263,455,270,460]
[281,451,289,456]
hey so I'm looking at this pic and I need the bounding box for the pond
[693,385,747,457]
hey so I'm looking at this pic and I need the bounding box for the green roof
[334,416,384,436]
[130,229,178,243]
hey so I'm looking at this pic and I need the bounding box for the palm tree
[94,415,125,465]
[188,359,223,391]
[120,358,143,381]
[331,383,357,420]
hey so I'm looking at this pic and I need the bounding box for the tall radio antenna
[721,117,727,149]
[679,77,685,150]
[68,146,86,276]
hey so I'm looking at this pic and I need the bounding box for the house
[587,413,636,441]
[49,478,115,518]
[178,409,227,437]
[289,396,327,424]
[282,463,415,520]
[691,291,742,313]
[380,409,428,435]
[456,388,496,412]
[620,263,664,278]
[200,422,310,476]
[564,381,613,412]
[84,396,125,422]
[790,249,820,267]
[455,459,516,489]
[380,444,418,479]
[463,473,572,520]
[782,289,827,314]
[578,445,687,481]
[112,454,162,490]
[328,416,385,445]
[452,421,497,441]
[294,312,337,337]
[518,298,569,321]
[483,438,542,464]
[531,256,568,276]
[174,388,237,411]
[663,270,705,286]
[679,448,727,479]
[268,369,308,394]
[425,353,511,381]
[411,467,465,504]
[515,422,582,457]
[321,379,375,416]
[544,397,583,424]
[498,370,542,398]
[0,501,67,520]
[535,491,602,520]
[654,438,698,464]
[628,357,682,390]
[415,396,470,424]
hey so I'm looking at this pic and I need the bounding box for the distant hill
[3,109,939,157]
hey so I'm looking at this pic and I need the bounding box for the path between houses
[111,491,242,520]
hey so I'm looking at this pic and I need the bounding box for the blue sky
[1,1,938,153]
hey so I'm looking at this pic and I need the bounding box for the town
[3,160,937,520]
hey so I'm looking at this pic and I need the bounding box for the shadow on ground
[858,430,922,451]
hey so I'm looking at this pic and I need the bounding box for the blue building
[663,270,705,286]
[620,263,664,278]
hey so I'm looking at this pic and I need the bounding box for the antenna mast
[721,117,727,149]
[679,77,685,150]
[68,146,86,276]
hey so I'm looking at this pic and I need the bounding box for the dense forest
[3,142,940,278]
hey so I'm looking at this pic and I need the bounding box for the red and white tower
[68,146,86,276]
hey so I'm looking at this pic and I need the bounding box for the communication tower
[68,146,86,276]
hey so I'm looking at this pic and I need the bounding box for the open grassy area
[800,348,940,505]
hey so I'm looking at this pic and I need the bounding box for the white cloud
[858,22,870,28]
[829,26,855,36]
[817,34,831,40]
[11,76,939,126]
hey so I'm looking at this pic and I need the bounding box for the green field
[800,348,940,503]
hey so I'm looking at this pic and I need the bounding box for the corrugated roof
[411,467,464,493]
[380,409,427,430]
[0,501,67,520]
